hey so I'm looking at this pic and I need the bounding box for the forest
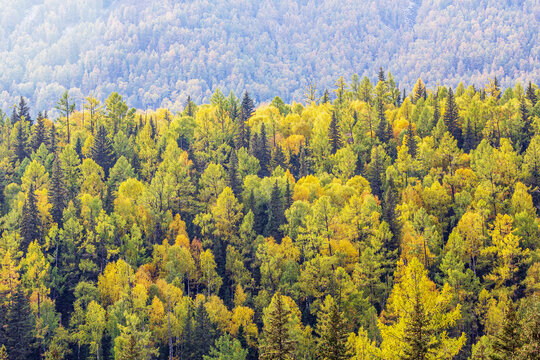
[0,73,539,360]
[0,0,539,112]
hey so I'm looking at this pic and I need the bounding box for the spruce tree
[367,147,384,200]
[375,101,389,143]
[190,302,217,360]
[74,136,83,160]
[284,178,293,210]
[149,117,157,139]
[443,88,462,147]
[227,149,241,197]
[463,120,476,153]
[266,180,284,241]
[5,287,34,360]
[328,111,341,154]
[49,154,67,225]
[316,297,350,360]
[520,98,533,153]
[270,145,286,170]
[433,96,440,129]
[402,294,432,360]
[526,81,537,105]
[256,123,270,177]
[49,124,57,154]
[10,107,18,125]
[239,92,255,148]
[20,184,41,252]
[378,67,386,83]
[383,178,400,253]
[491,301,522,360]
[406,120,417,157]
[14,120,28,162]
[17,96,32,125]
[90,125,115,177]
[185,95,194,117]
[260,293,296,360]
[31,115,47,152]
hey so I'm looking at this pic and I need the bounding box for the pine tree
[367,147,385,200]
[329,111,341,154]
[520,98,533,153]
[443,88,462,147]
[284,178,293,210]
[190,302,217,360]
[266,180,284,241]
[378,67,386,83]
[185,95,194,117]
[317,296,350,360]
[526,81,537,105]
[14,120,28,162]
[463,120,476,153]
[90,125,115,177]
[149,117,157,139]
[228,149,241,197]
[20,184,41,252]
[239,92,255,148]
[433,95,440,129]
[5,287,34,360]
[375,101,389,143]
[383,178,400,253]
[260,292,296,360]
[256,123,270,177]
[412,78,426,103]
[401,294,432,360]
[10,107,18,125]
[49,154,67,225]
[18,96,32,125]
[31,115,47,152]
[491,301,522,360]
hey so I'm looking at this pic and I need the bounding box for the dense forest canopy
[0,74,539,359]
[0,0,538,112]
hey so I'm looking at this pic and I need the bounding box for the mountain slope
[0,0,538,112]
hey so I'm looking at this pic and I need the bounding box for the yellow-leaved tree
[379,257,466,360]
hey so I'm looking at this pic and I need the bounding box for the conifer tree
[74,136,83,160]
[402,294,432,360]
[256,123,270,177]
[20,184,41,252]
[378,67,386,83]
[321,89,330,104]
[413,78,426,103]
[5,287,34,360]
[10,107,18,125]
[443,88,462,146]
[266,180,284,241]
[149,117,157,139]
[14,120,28,162]
[55,91,75,144]
[90,125,115,177]
[526,81,537,105]
[18,96,32,125]
[298,145,309,178]
[433,96,440,128]
[316,296,350,360]
[49,124,57,154]
[463,120,476,153]
[491,301,522,360]
[271,145,286,170]
[260,292,296,360]
[284,178,293,210]
[520,98,533,153]
[228,149,241,197]
[189,302,217,360]
[239,92,255,148]
[185,95,194,117]
[329,111,341,154]
[49,154,67,225]
[383,178,400,252]
[367,146,385,200]
[31,115,47,152]
[406,121,416,157]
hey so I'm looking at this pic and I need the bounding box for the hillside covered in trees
[0,0,539,112]
[0,74,539,359]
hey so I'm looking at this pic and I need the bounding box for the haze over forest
[0,0,538,112]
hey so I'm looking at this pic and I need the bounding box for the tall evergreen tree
[526,81,537,105]
[5,287,34,360]
[520,98,533,153]
[270,145,286,170]
[328,111,341,154]
[20,184,41,252]
[49,154,67,225]
[383,178,400,253]
[406,120,417,157]
[239,92,255,148]
[31,115,47,152]
[185,95,194,117]
[316,296,350,360]
[378,67,386,83]
[463,120,476,153]
[90,125,115,176]
[256,123,270,177]
[433,95,440,129]
[321,89,330,104]
[227,149,241,197]
[17,96,32,125]
[402,294,432,360]
[443,88,462,147]
[367,147,385,200]
[14,120,28,162]
[491,301,521,360]
[266,180,284,241]
[189,302,217,360]
[49,124,57,154]
[74,136,83,160]
[375,101,389,144]
[284,178,293,210]
[260,293,296,360]
[10,107,18,125]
